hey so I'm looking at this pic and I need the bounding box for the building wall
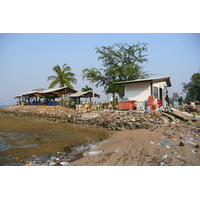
[124,81,168,106]
[124,82,151,101]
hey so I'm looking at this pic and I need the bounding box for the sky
[0,33,200,104]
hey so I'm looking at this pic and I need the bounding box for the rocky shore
[1,106,200,166]
[0,105,181,131]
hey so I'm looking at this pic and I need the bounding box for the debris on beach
[161,154,168,160]
[160,162,166,166]
[87,150,104,155]
[113,149,122,153]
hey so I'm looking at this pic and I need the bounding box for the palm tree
[81,85,92,102]
[81,67,101,107]
[81,85,92,92]
[47,64,77,89]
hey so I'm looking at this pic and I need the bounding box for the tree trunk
[92,82,95,108]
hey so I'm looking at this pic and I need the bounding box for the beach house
[113,77,172,111]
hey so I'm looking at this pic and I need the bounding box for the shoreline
[0,105,179,131]
[0,114,112,166]
[1,106,200,166]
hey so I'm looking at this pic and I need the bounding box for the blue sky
[0,33,200,104]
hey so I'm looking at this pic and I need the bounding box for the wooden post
[45,94,48,106]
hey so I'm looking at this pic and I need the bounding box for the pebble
[180,142,184,146]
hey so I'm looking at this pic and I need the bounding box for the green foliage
[178,96,183,105]
[182,73,200,102]
[81,67,101,83]
[47,63,77,89]
[95,42,153,97]
[81,85,92,92]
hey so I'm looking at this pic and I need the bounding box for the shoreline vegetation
[0,106,200,166]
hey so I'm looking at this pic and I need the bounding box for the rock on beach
[0,106,181,131]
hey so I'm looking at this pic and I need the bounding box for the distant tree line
[182,72,200,104]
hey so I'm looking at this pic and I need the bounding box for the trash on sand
[164,140,169,143]
[88,150,104,155]
[150,141,155,144]
[161,154,168,160]
[60,161,69,166]
[161,142,167,147]
[156,143,161,145]
[113,149,122,153]
[195,138,199,140]
[49,161,56,166]
[160,162,166,166]
[83,154,87,156]
[166,145,170,148]
[172,152,178,155]
[176,155,181,159]
[174,139,177,141]
[190,150,195,154]
[186,140,196,146]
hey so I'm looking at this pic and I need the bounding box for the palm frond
[47,75,57,81]
[48,79,59,88]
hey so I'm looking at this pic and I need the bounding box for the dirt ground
[69,121,200,166]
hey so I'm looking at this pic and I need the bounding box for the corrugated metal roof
[36,86,77,94]
[113,76,171,87]
[69,91,100,98]
[15,86,77,98]
[21,91,38,96]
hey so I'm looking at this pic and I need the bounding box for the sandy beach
[1,109,200,166]
[69,121,200,166]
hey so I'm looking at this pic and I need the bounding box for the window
[153,86,158,98]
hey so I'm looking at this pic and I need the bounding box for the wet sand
[0,115,111,165]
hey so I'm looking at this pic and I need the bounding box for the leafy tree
[95,42,153,99]
[182,73,200,103]
[47,64,77,89]
[81,67,101,106]
[81,85,92,92]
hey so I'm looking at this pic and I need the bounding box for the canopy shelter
[14,90,38,105]
[15,86,77,106]
[36,86,77,105]
[69,91,100,105]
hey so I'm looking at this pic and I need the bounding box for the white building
[114,77,172,110]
